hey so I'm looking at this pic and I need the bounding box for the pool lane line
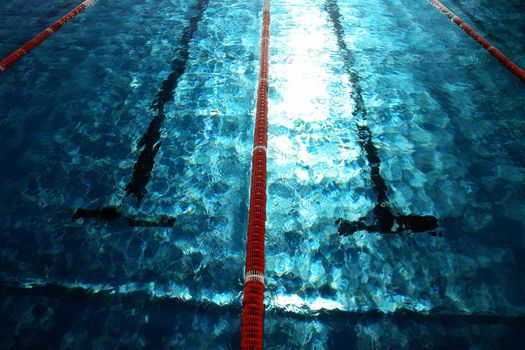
[4,279,525,322]
[72,206,176,227]
[0,0,98,73]
[73,0,209,226]
[324,0,439,236]
[125,0,209,201]
[429,0,525,84]
[0,280,235,322]
[240,0,270,349]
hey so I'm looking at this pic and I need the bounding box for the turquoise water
[1,0,524,348]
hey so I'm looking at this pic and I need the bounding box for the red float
[240,0,270,349]
[0,0,97,73]
[429,0,525,83]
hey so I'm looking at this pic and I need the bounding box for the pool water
[1,0,524,348]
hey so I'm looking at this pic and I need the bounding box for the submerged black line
[0,281,231,316]
[2,280,524,325]
[125,113,164,201]
[125,0,209,201]
[73,0,209,226]
[324,0,389,209]
[324,0,439,236]
[324,0,366,118]
[72,206,176,227]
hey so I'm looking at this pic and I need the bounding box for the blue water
[1,0,524,348]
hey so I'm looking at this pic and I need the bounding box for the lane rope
[429,0,525,83]
[240,0,270,349]
[0,0,98,73]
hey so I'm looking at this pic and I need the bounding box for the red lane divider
[0,0,97,73]
[240,0,270,349]
[429,0,525,83]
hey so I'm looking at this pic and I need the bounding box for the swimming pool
[1,0,524,348]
